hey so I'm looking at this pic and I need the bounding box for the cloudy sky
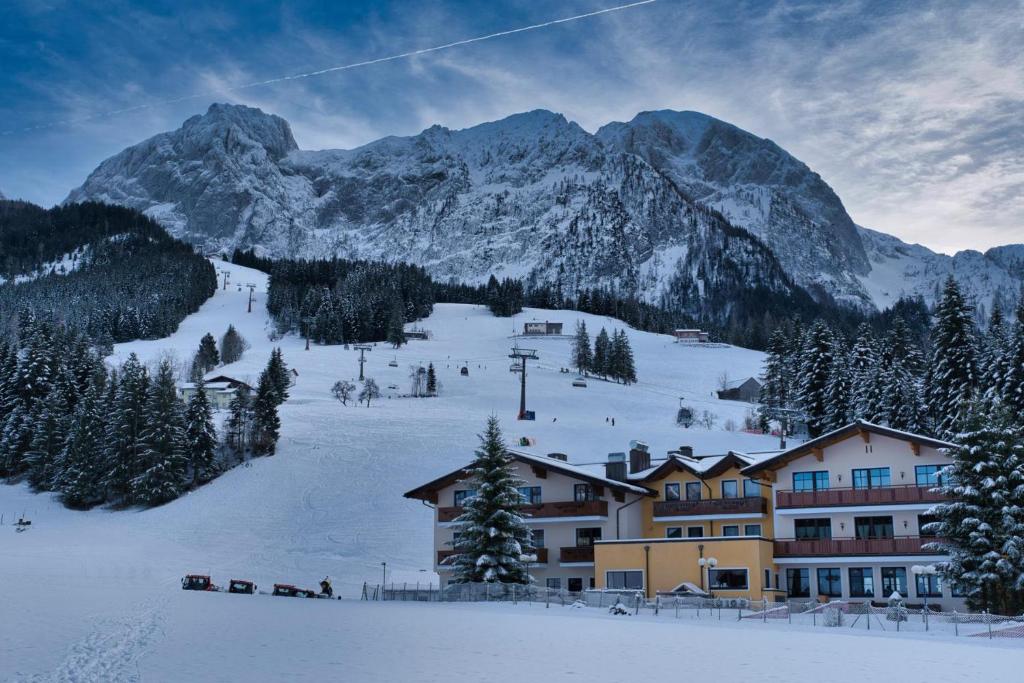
[0,0,1020,254]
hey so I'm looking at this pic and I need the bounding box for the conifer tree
[758,329,792,428]
[219,324,247,364]
[102,354,149,505]
[133,359,188,506]
[611,330,637,384]
[823,346,852,430]
[799,321,835,437]
[183,377,218,485]
[251,370,281,455]
[57,382,107,509]
[571,320,591,375]
[926,277,979,438]
[226,384,253,455]
[593,327,611,378]
[426,363,437,397]
[266,348,290,404]
[848,323,878,418]
[387,302,407,348]
[451,416,534,584]
[190,332,220,381]
[1002,300,1024,423]
[25,374,75,491]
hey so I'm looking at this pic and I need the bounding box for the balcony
[653,496,767,518]
[773,535,941,557]
[559,545,595,563]
[437,547,549,566]
[437,499,608,523]
[776,485,948,509]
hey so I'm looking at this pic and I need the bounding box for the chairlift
[509,363,522,373]
[388,356,399,368]
[572,377,587,388]
[676,398,694,427]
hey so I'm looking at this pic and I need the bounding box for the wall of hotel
[432,461,646,587]
[642,465,774,539]
[595,537,776,598]
[770,435,948,539]
[778,559,964,608]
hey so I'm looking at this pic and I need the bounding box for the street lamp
[698,557,718,594]
[911,564,937,630]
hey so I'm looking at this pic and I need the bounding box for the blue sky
[0,0,1020,254]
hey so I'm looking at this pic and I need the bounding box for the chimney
[606,452,627,481]
[678,445,694,458]
[628,441,650,474]
[547,452,568,461]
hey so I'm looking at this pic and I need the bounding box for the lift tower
[508,347,538,420]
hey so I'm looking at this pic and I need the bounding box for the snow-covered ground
[3,260,1017,680]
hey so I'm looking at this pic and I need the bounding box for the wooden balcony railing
[773,535,941,557]
[653,496,767,517]
[437,499,608,523]
[437,547,549,566]
[559,545,596,563]
[776,485,948,509]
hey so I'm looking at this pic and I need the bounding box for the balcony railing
[775,485,948,509]
[437,547,549,566]
[559,545,596,563]
[653,496,767,517]
[437,499,608,523]
[773,535,941,557]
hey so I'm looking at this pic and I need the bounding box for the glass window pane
[721,480,739,499]
[722,525,739,536]
[708,569,748,590]
[687,526,704,538]
[685,482,702,500]
[666,527,682,538]
[743,479,761,497]
[816,568,842,597]
[787,568,810,597]
[744,524,762,536]
[881,567,907,596]
[665,483,680,501]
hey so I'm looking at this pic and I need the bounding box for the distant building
[674,329,710,343]
[717,377,763,403]
[178,376,253,410]
[523,321,564,336]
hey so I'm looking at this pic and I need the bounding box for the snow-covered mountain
[67,104,1023,312]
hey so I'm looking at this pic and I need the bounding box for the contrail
[4,0,659,136]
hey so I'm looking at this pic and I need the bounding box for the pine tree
[592,327,611,378]
[758,329,792,428]
[387,301,407,348]
[266,348,290,404]
[926,277,979,438]
[1001,299,1024,424]
[219,324,247,364]
[133,359,188,506]
[25,373,75,491]
[611,330,637,384]
[226,384,253,455]
[848,323,878,418]
[251,370,281,455]
[57,382,107,509]
[571,320,592,375]
[799,321,835,437]
[823,346,852,430]
[426,363,437,397]
[359,377,380,407]
[183,377,218,485]
[190,332,220,381]
[929,407,1024,614]
[451,416,534,584]
[102,354,149,505]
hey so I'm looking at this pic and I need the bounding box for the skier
[320,576,333,597]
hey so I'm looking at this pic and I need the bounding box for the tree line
[570,321,637,384]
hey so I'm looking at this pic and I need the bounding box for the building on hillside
[403,450,653,591]
[673,329,710,343]
[717,377,763,403]
[523,321,564,336]
[406,421,965,610]
[178,376,252,410]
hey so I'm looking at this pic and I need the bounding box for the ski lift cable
[3,0,660,136]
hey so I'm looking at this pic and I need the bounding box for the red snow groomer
[272,583,317,598]
[228,579,256,594]
[182,574,216,591]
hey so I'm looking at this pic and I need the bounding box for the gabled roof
[741,420,956,476]
[403,450,655,502]
[722,377,761,390]
[637,450,761,482]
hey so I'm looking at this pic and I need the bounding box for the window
[918,514,938,538]
[793,471,829,492]
[743,479,761,497]
[786,568,810,597]
[721,480,739,499]
[685,482,702,501]
[794,518,832,539]
[606,570,644,590]
[575,527,602,546]
[915,465,947,487]
[849,568,875,598]
[574,484,596,502]
[453,489,476,507]
[852,467,891,489]
[531,529,545,548]
[854,516,894,540]
[687,526,704,538]
[916,574,942,598]
[881,567,907,597]
[722,525,740,537]
[589,577,596,589]
[708,568,748,590]
[517,486,542,505]
[817,568,842,597]
[744,524,762,536]
[764,569,771,590]
[666,527,683,538]
[664,483,680,501]
[568,578,583,593]
[546,578,561,590]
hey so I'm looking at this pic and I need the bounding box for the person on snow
[320,576,333,597]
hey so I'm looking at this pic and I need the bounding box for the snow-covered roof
[722,377,760,390]
[178,382,234,390]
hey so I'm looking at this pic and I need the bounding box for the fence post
[953,610,958,637]
[788,602,792,624]
[675,599,680,619]
[655,596,660,616]
[545,588,550,609]
[512,583,517,605]
[986,610,992,639]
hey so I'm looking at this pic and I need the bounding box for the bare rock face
[67,104,1022,312]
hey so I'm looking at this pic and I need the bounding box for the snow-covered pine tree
[451,416,534,584]
[251,369,281,455]
[225,383,252,455]
[25,372,75,491]
[0,319,56,476]
[219,324,247,364]
[758,328,792,428]
[612,330,637,385]
[386,301,407,348]
[266,348,290,404]
[1001,299,1024,424]
[183,377,218,485]
[190,332,220,381]
[928,406,1024,614]
[799,321,835,437]
[57,381,108,509]
[823,344,852,430]
[593,327,611,379]
[847,323,878,419]
[926,277,979,438]
[571,320,592,375]
[132,359,188,506]
[426,363,437,397]
[980,304,1009,409]
[102,353,149,505]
